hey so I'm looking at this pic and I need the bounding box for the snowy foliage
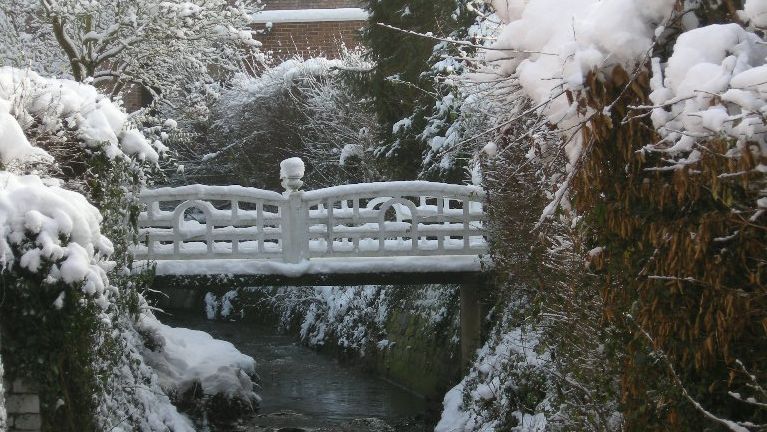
[476,0,767,222]
[0,67,166,169]
[416,1,506,177]
[216,285,458,358]
[0,172,197,431]
[0,0,263,118]
[0,67,258,430]
[648,23,767,177]
[267,286,390,352]
[436,313,551,432]
[97,313,196,432]
[484,0,675,174]
[428,1,767,430]
[0,173,115,309]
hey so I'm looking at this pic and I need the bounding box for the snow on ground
[138,313,260,405]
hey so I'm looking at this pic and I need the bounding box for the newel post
[280,158,309,263]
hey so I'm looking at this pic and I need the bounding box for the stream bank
[162,311,431,431]
[206,285,466,402]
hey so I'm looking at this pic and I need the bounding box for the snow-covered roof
[251,7,368,24]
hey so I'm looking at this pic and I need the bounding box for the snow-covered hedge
[201,51,380,188]
[0,173,115,308]
[481,0,767,219]
[436,323,550,432]
[435,1,767,431]
[0,67,165,168]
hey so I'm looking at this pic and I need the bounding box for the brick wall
[257,20,365,59]
[261,0,364,10]
[2,379,41,432]
[121,85,152,113]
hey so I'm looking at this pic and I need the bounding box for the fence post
[280,158,308,264]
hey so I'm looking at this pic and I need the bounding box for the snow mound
[741,0,767,27]
[0,67,163,165]
[280,157,305,178]
[0,173,115,308]
[139,313,259,405]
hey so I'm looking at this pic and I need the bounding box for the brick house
[254,0,367,59]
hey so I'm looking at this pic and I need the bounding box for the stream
[162,312,431,432]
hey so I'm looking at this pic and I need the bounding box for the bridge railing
[134,158,487,263]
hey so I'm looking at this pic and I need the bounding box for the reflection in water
[161,312,429,431]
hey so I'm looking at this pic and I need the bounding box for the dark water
[161,312,430,432]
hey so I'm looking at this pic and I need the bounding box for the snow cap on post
[280,157,305,192]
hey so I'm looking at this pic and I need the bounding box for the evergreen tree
[363,0,476,180]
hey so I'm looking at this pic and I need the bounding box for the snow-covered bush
[0,173,114,306]
[198,51,380,189]
[436,308,551,432]
[0,67,164,175]
[0,171,191,431]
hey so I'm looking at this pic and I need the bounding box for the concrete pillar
[460,283,482,369]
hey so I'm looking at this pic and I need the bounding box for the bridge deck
[143,257,491,318]
[138,255,490,287]
[142,255,484,276]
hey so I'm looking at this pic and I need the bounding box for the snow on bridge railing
[134,158,487,265]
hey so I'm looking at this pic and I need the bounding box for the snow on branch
[0,67,165,166]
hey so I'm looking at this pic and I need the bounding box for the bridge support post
[280,158,308,264]
[460,282,482,370]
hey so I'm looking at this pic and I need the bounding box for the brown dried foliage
[573,66,766,429]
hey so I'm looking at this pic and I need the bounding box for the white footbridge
[137,158,490,366]
[135,158,489,280]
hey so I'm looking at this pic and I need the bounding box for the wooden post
[460,282,482,369]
